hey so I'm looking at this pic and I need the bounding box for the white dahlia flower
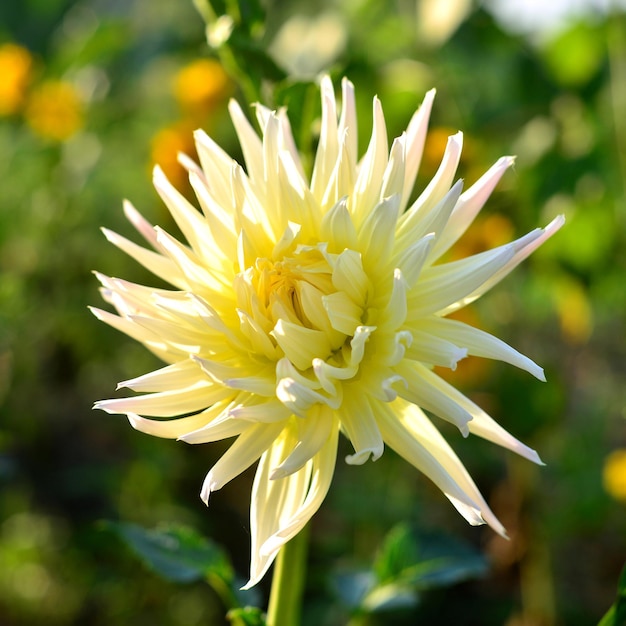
[92,76,563,587]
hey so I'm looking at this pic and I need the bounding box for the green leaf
[373,524,489,591]
[598,563,626,626]
[105,521,234,586]
[227,606,266,626]
[541,22,605,87]
[334,525,490,617]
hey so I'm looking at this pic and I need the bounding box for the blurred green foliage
[1,0,625,624]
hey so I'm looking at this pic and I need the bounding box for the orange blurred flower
[173,58,230,119]
[603,449,626,501]
[0,43,33,116]
[150,122,197,192]
[24,80,83,141]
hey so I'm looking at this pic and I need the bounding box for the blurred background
[1,0,625,624]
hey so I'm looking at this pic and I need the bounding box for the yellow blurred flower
[554,277,592,344]
[173,58,230,118]
[24,80,83,141]
[0,43,33,116]
[150,122,196,193]
[603,449,626,501]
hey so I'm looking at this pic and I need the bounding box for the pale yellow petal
[311,75,339,203]
[400,88,436,211]
[201,421,285,503]
[94,382,232,418]
[432,155,516,261]
[246,432,312,587]
[228,98,264,184]
[377,400,506,535]
[407,244,515,319]
[271,403,335,478]
[397,131,462,237]
[339,390,384,464]
[271,319,332,371]
[320,197,358,252]
[118,359,207,392]
[193,128,236,210]
[442,215,566,313]
[350,96,388,225]
[331,249,370,305]
[100,228,186,289]
[127,411,213,439]
[358,194,401,269]
[393,361,473,436]
[410,317,544,379]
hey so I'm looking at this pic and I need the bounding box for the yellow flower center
[253,248,335,331]
[234,241,373,379]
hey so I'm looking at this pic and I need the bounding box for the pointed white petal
[100,228,186,289]
[228,98,264,184]
[380,135,406,201]
[397,131,462,238]
[271,404,335,478]
[250,422,338,585]
[407,243,516,318]
[350,96,388,225]
[377,400,506,535]
[432,156,516,261]
[200,421,285,504]
[338,77,358,174]
[320,197,358,252]
[443,215,566,313]
[358,194,401,268]
[311,76,340,203]
[118,359,207,392]
[245,433,312,588]
[153,166,214,260]
[393,361,473,436]
[410,317,545,380]
[127,411,213,439]
[193,128,237,210]
[94,382,232,418]
[396,174,464,254]
[123,200,161,249]
[405,330,468,370]
[400,88,436,211]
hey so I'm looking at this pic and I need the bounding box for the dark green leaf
[373,524,489,591]
[105,521,234,586]
[373,523,421,583]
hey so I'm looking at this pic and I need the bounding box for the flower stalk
[266,524,309,626]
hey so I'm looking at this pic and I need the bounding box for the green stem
[266,526,309,626]
[192,0,263,106]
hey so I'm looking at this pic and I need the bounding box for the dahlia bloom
[93,76,563,587]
